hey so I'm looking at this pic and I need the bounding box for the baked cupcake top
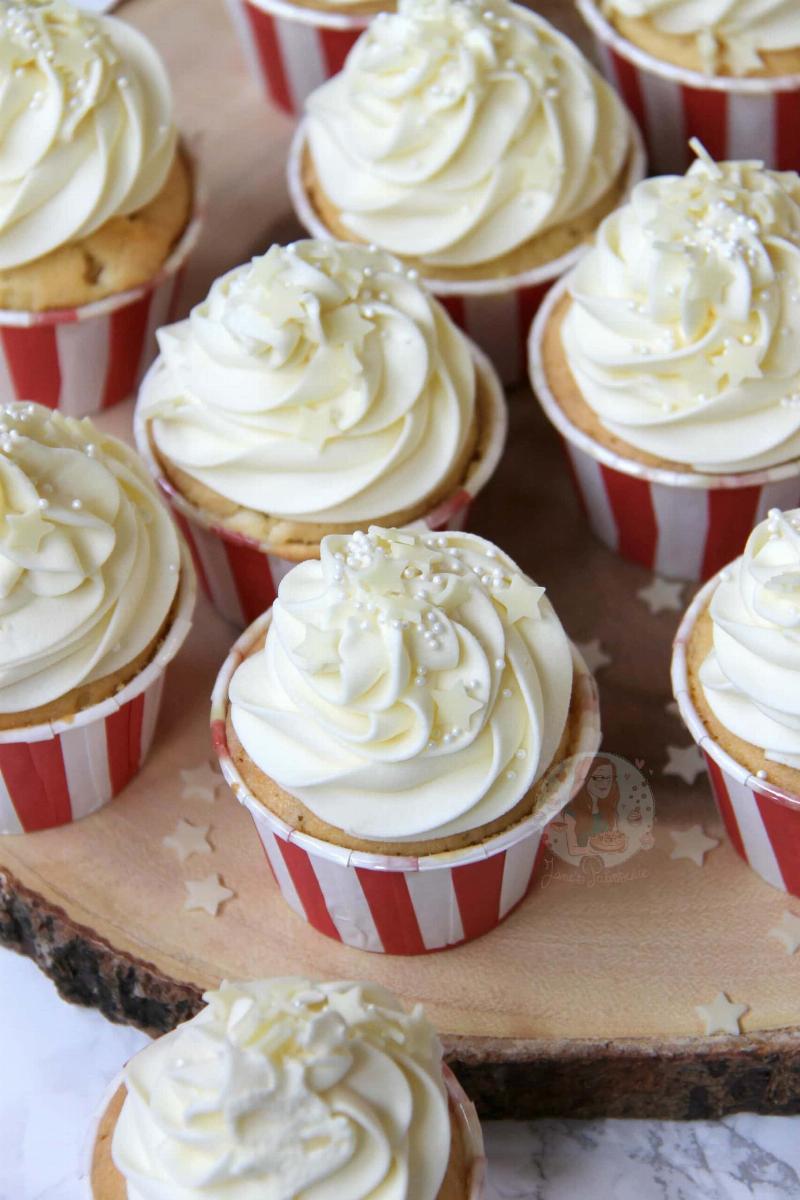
[560,148,800,474]
[700,507,800,772]
[601,0,800,76]
[229,526,573,843]
[112,977,452,1200]
[0,403,179,716]
[139,240,477,525]
[0,0,177,270]
[304,0,632,269]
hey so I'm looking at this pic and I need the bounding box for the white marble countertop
[2,950,799,1200]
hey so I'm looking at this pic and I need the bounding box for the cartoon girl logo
[546,752,655,870]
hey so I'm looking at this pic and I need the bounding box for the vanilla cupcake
[289,0,644,380]
[672,507,800,897]
[0,0,200,413]
[91,978,485,1200]
[530,148,800,580]
[0,402,194,836]
[135,240,506,626]
[577,0,800,174]
[212,526,601,951]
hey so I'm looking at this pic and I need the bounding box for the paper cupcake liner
[134,345,507,628]
[226,0,369,116]
[211,621,601,954]
[81,1064,486,1200]
[529,278,800,581]
[0,178,203,418]
[576,0,800,174]
[0,543,196,836]
[287,120,647,385]
[672,577,800,897]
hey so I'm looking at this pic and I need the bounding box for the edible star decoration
[712,335,762,389]
[768,911,800,955]
[360,554,408,594]
[3,508,54,553]
[432,683,484,732]
[670,824,719,867]
[184,873,234,917]
[294,624,340,671]
[638,577,684,615]
[695,992,749,1036]
[494,575,544,624]
[180,762,223,804]
[163,819,212,864]
[665,699,682,720]
[296,405,339,449]
[576,639,611,674]
[664,744,706,785]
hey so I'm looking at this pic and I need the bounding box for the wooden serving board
[1,0,800,1122]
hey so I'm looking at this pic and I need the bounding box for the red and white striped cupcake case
[529,280,800,582]
[212,619,601,955]
[576,0,800,176]
[0,544,196,837]
[287,122,647,386]
[672,578,800,898]
[0,199,203,419]
[226,0,370,117]
[134,345,507,628]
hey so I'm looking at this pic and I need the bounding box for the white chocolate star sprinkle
[695,992,749,1036]
[768,911,800,955]
[184,873,234,917]
[180,762,223,804]
[576,639,611,674]
[293,624,340,671]
[669,824,719,867]
[664,744,705,785]
[432,682,484,732]
[638,577,684,615]
[163,819,212,865]
[494,574,544,624]
[3,508,54,553]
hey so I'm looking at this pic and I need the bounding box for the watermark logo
[542,752,655,881]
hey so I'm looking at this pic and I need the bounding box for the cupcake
[135,239,507,626]
[0,402,194,836]
[212,526,601,952]
[529,148,800,581]
[0,0,200,413]
[576,0,800,173]
[91,978,486,1200]
[672,507,800,897]
[289,0,645,382]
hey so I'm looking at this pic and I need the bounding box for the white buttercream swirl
[0,402,179,715]
[230,526,573,842]
[112,978,453,1200]
[139,240,477,524]
[304,0,632,269]
[601,0,800,75]
[561,152,800,473]
[700,507,800,771]
[0,0,177,269]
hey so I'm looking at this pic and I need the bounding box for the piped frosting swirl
[304,0,632,269]
[0,0,177,269]
[112,977,453,1200]
[139,240,478,525]
[0,402,180,716]
[700,507,800,771]
[229,526,573,842]
[561,150,800,473]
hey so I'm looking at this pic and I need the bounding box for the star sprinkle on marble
[670,824,720,867]
[293,624,340,671]
[665,699,682,720]
[433,683,484,732]
[494,575,544,624]
[664,744,706,785]
[184,873,234,917]
[180,762,223,804]
[638,577,684,615]
[576,639,611,674]
[163,819,212,865]
[3,509,54,553]
[695,992,749,1036]
[768,911,800,955]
